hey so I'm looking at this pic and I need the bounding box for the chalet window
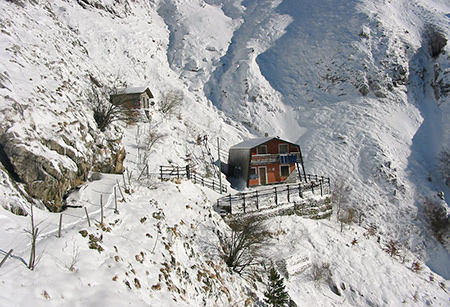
[257,145,267,155]
[279,144,289,154]
[249,167,257,179]
[280,165,290,177]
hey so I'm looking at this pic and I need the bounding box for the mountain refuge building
[110,87,154,109]
[227,137,307,189]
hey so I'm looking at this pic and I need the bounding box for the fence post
[0,249,13,269]
[213,180,215,191]
[177,166,180,179]
[311,183,314,195]
[274,187,278,205]
[299,183,303,198]
[58,214,63,238]
[243,194,246,213]
[186,165,190,179]
[229,194,232,214]
[116,179,126,202]
[114,187,118,214]
[84,207,91,227]
[320,180,323,196]
[202,178,204,186]
[287,185,290,203]
[160,166,163,181]
[315,174,318,182]
[100,194,104,225]
[256,191,259,210]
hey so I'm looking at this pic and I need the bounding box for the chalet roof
[230,137,275,150]
[111,87,154,98]
[230,137,300,150]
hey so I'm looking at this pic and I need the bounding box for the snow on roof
[114,87,149,95]
[230,137,275,149]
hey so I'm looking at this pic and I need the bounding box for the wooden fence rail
[217,176,330,215]
[159,165,227,194]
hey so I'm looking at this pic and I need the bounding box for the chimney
[264,132,269,137]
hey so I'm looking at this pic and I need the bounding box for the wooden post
[311,183,314,195]
[229,194,232,215]
[274,187,278,205]
[242,194,246,213]
[299,183,303,198]
[85,207,91,227]
[100,194,104,225]
[116,179,126,202]
[122,172,127,191]
[320,180,323,196]
[287,185,290,203]
[256,190,259,210]
[160,166,163,181]
[213,180,215,191]
[114,187,118,213]
[58,214,63,238]
[186,165,190,179]
[202,177,204,186]
[0,249,13,269]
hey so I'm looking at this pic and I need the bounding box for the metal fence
[217,176,330,215]
[159,165,227,194]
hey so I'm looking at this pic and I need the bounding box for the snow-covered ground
[0,0,449,306]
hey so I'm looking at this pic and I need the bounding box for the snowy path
[0,173,121,266]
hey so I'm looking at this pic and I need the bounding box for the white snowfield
[0,0,449,306]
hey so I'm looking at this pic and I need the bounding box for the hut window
[280,165,290,177]
[257,145,267,155]
[249,167,257,179]
[279,144,289,154]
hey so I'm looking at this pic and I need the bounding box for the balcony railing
[250,152,301,165]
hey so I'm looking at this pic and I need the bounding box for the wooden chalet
[110,87,154,109]
[227,137,306,189]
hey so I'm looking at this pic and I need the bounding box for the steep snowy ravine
[0,0,449,306]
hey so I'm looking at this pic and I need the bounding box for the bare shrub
[136,124,167,168]
[423,198,449,242]
[159,89,183,114]
[337,206,356,232]
[89,83,139,131]
[411,261,422,273]
[437,148,450,187]
[384,240,401,258]
[221,217,270,274]
[310,262,332,285]
[89,85,124,131]
[424,24,447,58]
[331,178,350,219]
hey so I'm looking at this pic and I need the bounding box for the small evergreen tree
[264,267,289,307]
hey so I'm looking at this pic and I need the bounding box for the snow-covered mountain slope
[0,0,450,306]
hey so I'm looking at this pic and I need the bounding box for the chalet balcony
[250,152,301,165]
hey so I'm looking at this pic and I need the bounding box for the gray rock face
[0,119,123,212]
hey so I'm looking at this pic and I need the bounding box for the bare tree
[331,178,350,221]
[221,217,270,274]
[89,84,124,132]
[159,89,183,114]
[337,206,356,232]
